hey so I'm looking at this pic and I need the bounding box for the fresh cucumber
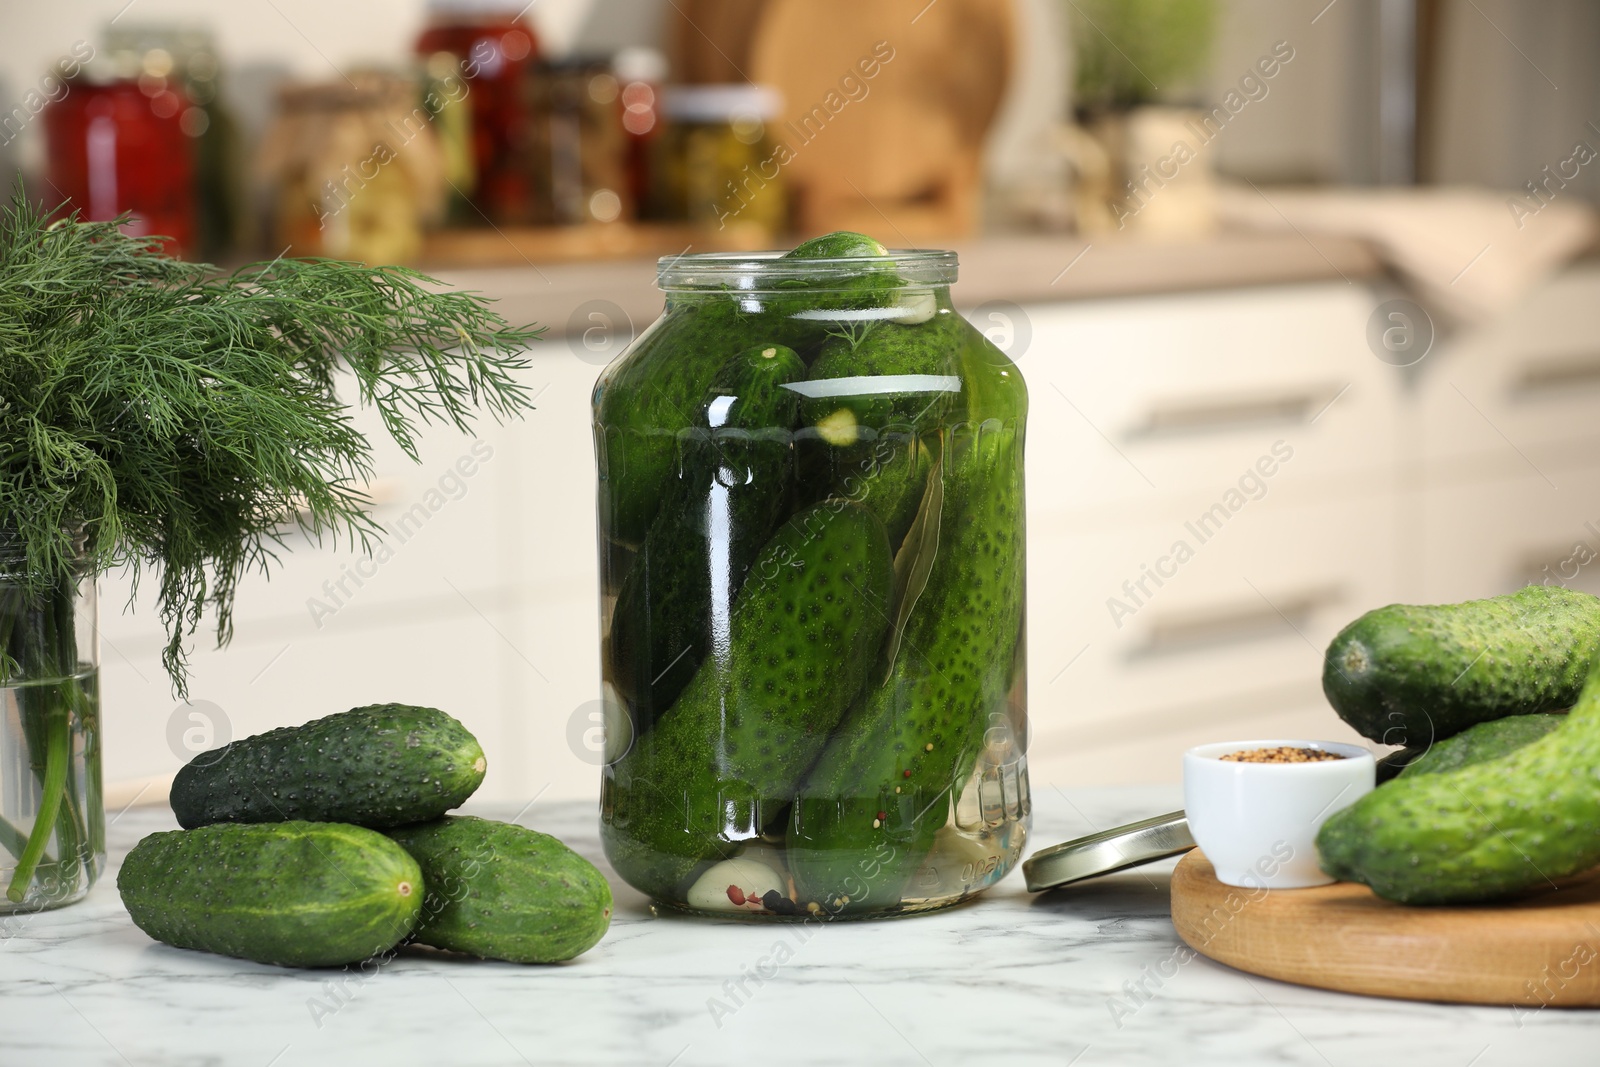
[118,821,422,967]
[1397,713,1564,778]
[1322,586,1600,745]
[608,344,806,722]
[169,704,485,830]
[1318,661,1600,904]
[386,816,611,963]
[602,501,894,899]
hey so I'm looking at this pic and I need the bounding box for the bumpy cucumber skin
[602,501,894,899]
[1398,713,1564,778]
[1318,663,1600,904]
[825,433,933,553]
[1322,586,1600,746]
[596,301,825,545]
[386,816,612,964]
[118,821,422,967]
[786,231,889,259]
[170,704,485,830]
[795,311,960,552]
[775,231,902,313]
[801,314,960,442]
[609,344,806,722]
[596,234,910,545]
[787,321,1027,913]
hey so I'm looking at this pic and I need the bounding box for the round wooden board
[1171,850,1600,1008]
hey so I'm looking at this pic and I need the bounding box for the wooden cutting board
[1171,850,1600,1008]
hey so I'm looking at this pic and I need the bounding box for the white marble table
[2,785,1593,1067]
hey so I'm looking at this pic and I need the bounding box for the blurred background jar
[257,74,446,265]
[528,58,630,225]
[42,26,237,259]
[101,25,242,258]
[414,0,539,225]
[649,83,785,238]
[612,47,666,227]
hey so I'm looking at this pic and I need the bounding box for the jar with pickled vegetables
[591,233,1029,919]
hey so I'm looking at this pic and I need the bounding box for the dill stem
[7,708,68,902]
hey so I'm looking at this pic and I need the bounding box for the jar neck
[662,282,952,309]
[657,249,958,294]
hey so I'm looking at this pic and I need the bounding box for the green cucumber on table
[1318,663,1600,905]
[386,815,611,963]
[169,703,485,830]
[1322,586,1600,746]
[118,821,422,967]
[1397,713,1565,778]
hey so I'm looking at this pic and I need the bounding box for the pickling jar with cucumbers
[591,233,1029,918]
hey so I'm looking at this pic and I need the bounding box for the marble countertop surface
[3,785,1593,1067]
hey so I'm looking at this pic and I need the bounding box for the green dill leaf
[0,195,543,693]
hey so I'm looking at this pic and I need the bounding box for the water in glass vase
[0,669,104,912]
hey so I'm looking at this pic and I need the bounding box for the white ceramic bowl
[1182,739,1375,889]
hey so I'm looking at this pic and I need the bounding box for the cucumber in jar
[595,302,808,546]
[602,500,894,900]
[794,311,961,551]
[608,343,807,723]
[786,321,1028,914]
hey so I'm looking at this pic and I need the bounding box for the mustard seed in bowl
[1219,746,1346,764]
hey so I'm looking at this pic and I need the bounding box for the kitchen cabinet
[1015,263,1600,788]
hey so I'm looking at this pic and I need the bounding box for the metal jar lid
[1022,811,1195,892]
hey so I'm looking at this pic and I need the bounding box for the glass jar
[649,85,786,236]
[591,248,1029,919]
[103,23,242,259]
[414,1,540,225]
[0,544,103,913]
[527,59,630,225]
[43,77,197,257]
[258,76,445,265]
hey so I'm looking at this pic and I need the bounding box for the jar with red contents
[415,0,540,225]
[44,60,198,256]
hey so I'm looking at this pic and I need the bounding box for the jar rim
[657,249,958,292]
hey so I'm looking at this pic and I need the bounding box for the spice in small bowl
[1219,745,1346,764]
[1183,739,1374,889]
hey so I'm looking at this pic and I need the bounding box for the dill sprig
[0,195,542,691]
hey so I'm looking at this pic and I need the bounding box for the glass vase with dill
[0,194,541,911]
[0,541,101,909]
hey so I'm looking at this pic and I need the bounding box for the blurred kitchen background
[3,0,1599,806]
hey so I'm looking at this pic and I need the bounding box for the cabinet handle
[1514,352,1600,393]
[1133,385,1342,437]
[1135,585,1342,656]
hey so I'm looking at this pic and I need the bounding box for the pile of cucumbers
[119,704,612,967]
[593,232,1028,915]
[1317,585,1600,904]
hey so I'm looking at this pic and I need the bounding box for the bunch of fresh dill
[0,196,541,903]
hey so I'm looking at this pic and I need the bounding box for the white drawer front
[1022,283,1399,524]
[1417,466,1600,603]
[1027,489,1396,765]
[1418,265,1600,471]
